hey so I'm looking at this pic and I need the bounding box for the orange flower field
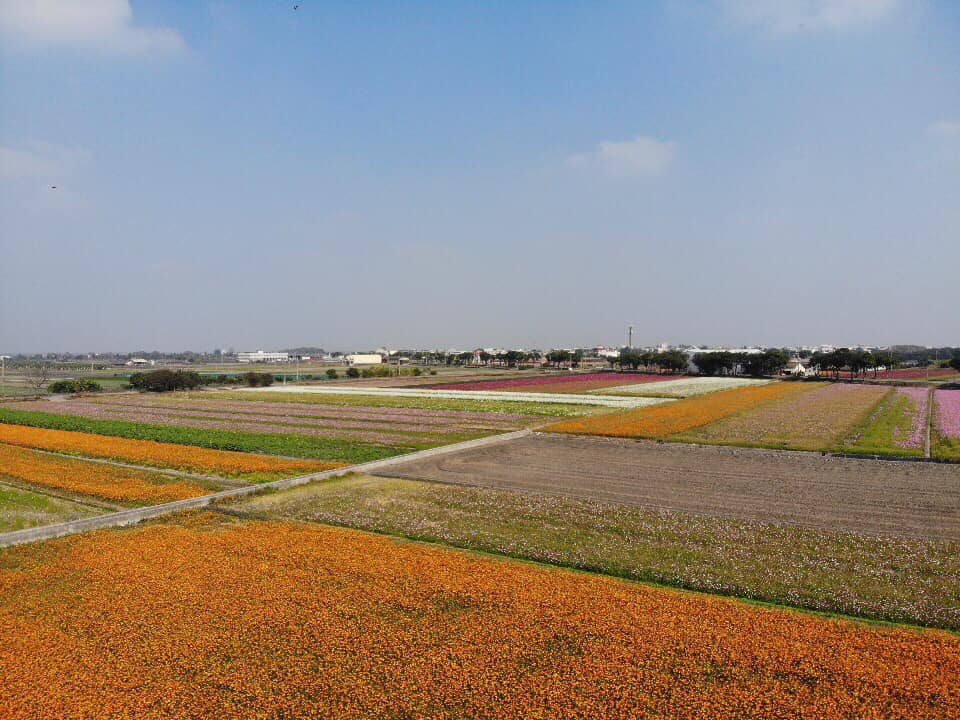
[0,423,338,479]
[0,514,956,719]
[0,443,210,504]
[547,381,817,439]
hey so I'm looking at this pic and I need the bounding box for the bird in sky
[50,186,57,189]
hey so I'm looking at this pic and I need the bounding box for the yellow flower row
[547,381,817,439]
[0,423,338,478]
[0,443,208,504]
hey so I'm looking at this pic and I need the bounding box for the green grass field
[841,388,928,457]
[229,473,960,630]
[0,482,102,533]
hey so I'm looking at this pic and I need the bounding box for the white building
[345,353,383,366]
[237,350,289,364]
[125,358,155,366]
[783,357,812,377]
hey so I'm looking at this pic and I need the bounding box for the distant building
[125,358,155,367]
[783,358,811,377]
[237,350,289,364]
[345,353,383,366]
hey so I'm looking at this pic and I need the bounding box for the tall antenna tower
[628,325,634,349]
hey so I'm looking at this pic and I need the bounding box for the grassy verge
[0,408,407,464]
[934,433,960,461]
[230,474,960,630]
[0,482,103,532]
[206,391,592,418]
[840,389,926,457]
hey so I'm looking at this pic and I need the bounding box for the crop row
[92,395,530,428]
[0,443,211,505]
[842,387,929,457]
[210,390,590,417]
[934,389,960,460]
[11,399,482,446]
[0,515,956,719]
[596,376,770,398]
[243,385,673,408]
[0,423,337,480]
[87,399,516,435]
[830,367,957,380]
[0,408,407,464]
[677,383,890,451]
[423,372,667,393]
[547,382,811,439]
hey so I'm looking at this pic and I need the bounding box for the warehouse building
[345,353,383,365]
[237,350,289,363]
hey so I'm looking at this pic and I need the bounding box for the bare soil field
[374,433,960,541]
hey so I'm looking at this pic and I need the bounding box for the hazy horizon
[4,338,958,357]
[2,1,958,353]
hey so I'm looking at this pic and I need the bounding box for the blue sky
[1,0,958,353]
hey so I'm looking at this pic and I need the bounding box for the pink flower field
[936,390,960,438]
[934,390,960,460]
[892,387,930,451]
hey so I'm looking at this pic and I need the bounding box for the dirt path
[373,433,960,541]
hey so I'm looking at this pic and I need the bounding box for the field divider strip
[0,429,532,548]
[925,387,934,459]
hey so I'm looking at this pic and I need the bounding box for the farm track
[374,433,960,542]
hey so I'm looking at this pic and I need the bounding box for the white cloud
[567,135,676,177]
[0,141,92,184]
[928,121,960,139]
[0,0,184,54]
[720,0,899,33]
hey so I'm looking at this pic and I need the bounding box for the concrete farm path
[0,429,532,548]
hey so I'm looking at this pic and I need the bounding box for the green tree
[243,372,274,387]
[48,379,102,394]
[130,369,202,392]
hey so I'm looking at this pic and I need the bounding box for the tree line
[690,350,790,378]
[607,349,690,374]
